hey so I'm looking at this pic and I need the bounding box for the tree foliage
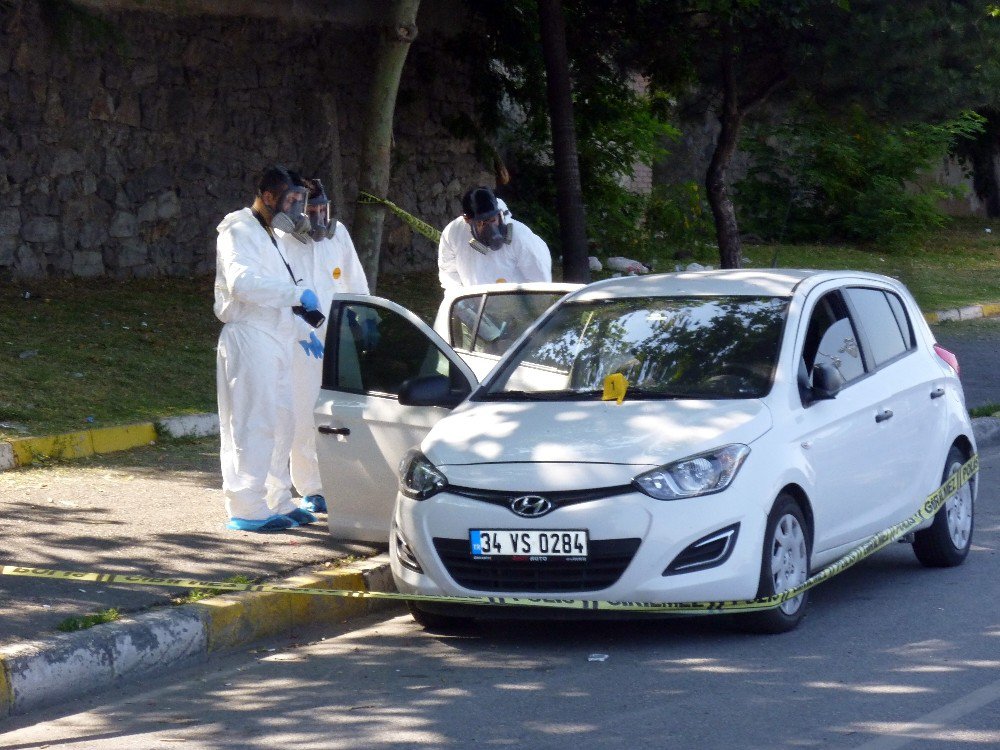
[457,0,1000,268]
[737,107,985,245]
[611,0,1000,263]
[455,0,676,261]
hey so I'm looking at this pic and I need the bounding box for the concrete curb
[0,412,219,472]
[923,301,1000,324]
[0,554,395,719]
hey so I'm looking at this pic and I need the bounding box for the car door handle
[875,409,893,423]
[318,425,351,436]
[930,387,945,399]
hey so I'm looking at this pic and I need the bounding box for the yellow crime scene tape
[358,191,442,244]
[0,455,978,615]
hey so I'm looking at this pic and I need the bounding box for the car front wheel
[913,445,974,568]
[407,602,474,633]
[742,493,811,634]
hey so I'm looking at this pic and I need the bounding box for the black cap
[257,165,305,196]
[257,165,291,196]
[307,178,329,204]
[462,186,500,221]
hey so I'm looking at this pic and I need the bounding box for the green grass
[741,218,1000,312]
[56,608,121,632]
[171,574,255,605]
[627,217,1000,313]
[969,404,1000,418]
[1,218,998,440]
[0,277,219,440]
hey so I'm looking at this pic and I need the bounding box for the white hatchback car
[316,270,976,633]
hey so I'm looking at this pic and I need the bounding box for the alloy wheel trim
[771,512,809,616]
[945,460,973,549]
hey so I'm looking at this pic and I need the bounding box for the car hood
[423,398,772,467]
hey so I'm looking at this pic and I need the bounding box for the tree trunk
[706,49,744,270]
[966,112,1000,218]
[537,0,591,283]
[320,92,348,227]
[352,0,420,293]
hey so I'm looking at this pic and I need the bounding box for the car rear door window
[845,287,912,366]
[328,302,453,396]
[449,292,568,355]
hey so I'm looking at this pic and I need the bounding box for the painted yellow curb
[7,422,156,467]
[195,567,378,652]
[0,654,12,719]
[981,303,1000,318]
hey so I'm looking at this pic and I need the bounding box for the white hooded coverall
[437,213,552,290]
[281,221,370,498]
[214,207,303,521]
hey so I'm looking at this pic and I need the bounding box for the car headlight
[398,449,448,500]
[633,444,750,500]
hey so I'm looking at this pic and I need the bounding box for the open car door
[316,295,479,542]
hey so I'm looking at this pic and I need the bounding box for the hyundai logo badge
[509,495,553,518]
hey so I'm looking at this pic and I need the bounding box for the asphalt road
[3,440,998,749]
[931,317,1000,410]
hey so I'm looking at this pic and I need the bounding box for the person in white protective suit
[278,178,370,515]
[437,185,552,289]
[214,165,324,533]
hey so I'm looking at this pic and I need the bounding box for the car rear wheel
[913,445,974,568]
[742,494,811,634]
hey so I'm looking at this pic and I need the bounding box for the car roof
[439,282,583,306]
[569,269,902,301]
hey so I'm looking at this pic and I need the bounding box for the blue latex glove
[307,331,325,358]
[299,288,320,311]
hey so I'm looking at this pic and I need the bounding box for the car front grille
[432,537,641,593]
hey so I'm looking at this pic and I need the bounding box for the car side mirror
[398,374,469,409]
[811,363,844,400]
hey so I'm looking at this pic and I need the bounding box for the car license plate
[470,529,588,559]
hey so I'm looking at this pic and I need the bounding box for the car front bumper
[390,486,769,606]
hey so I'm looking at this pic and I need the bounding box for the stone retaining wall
[0,2,490,280]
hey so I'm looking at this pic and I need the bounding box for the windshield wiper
[484,390,570,401]
[485,388,691,402]
[614,387,688,400]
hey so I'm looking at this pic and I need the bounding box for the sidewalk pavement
[0,300,998,721]
[0,434,393,719]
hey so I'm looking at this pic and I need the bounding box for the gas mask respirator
[270,186,310,244]
[303,180,337,242]
[469,216,513,255]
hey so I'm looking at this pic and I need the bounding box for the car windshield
[482,295,788,401]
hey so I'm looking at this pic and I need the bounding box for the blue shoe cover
[285,507,317,525]
[227,514,296,532]
[303,494,327,513]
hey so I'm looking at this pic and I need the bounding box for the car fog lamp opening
[393,525,424,573]
[664,523,740,575]
[633,444,750,500]
[398,449,448,501]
